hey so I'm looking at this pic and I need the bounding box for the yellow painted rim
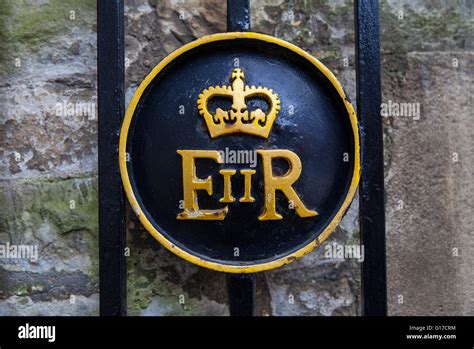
[119,32,361,273]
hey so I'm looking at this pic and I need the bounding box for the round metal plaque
[120,32,360,273]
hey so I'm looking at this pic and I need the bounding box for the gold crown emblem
[197,68,280,139]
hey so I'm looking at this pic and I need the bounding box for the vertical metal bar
[226,274,256,316]
[227,0,250,31]
[354,0,388,316]
[98,0,127,316]
[226,0,256,317]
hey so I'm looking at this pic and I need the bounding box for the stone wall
[0,0,472,316]
[0,0,98,315]
[381,0,474,316]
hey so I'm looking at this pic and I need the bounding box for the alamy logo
[0,243,38,262]
[18,323,56,343]
[380,100,420,119]
[324,242,365,262]
[218,147,257,168]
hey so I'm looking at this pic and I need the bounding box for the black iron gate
[97,0,386,317]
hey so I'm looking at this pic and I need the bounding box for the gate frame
[98,0,127,316]
[97,0,387,317]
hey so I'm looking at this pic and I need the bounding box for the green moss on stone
[0,0,95,74]
[380,0,473,53]
[126,247,206,315]
[0,175,99,281]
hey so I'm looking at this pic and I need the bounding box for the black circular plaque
[120,32,360,273]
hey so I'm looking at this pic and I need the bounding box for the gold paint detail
[119,32,361,273]
[257,150,318,220]
[239,169,256,203]
[176,150,228,220]
[197,68,280,139]
[219,169,237,203]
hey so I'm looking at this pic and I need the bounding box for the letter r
[257,149,318,220]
